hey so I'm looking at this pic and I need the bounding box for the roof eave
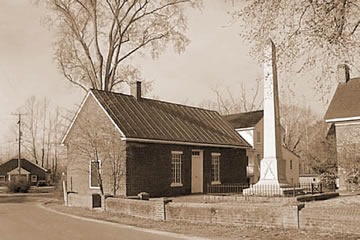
[325,116,360,123]
[61,90,127,145]
[121,137,249,149]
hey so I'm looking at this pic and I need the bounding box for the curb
[0,193,54,197]
[39,202,209,240]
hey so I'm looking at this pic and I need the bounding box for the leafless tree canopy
[233,0,360,99]
[19,97,69,177]
[69,108,125,196]
[280,103,317,153]
[40,0,201,91]
[200,77,263,115]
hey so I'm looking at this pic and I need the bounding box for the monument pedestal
[243,181,291,196]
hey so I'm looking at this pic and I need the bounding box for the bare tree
[37,0,201,92]
[201,77,263,115]
[69,110,125,196]
[303,121,337,184]
[336,134,360,189]
[280,103,317,153]
[230,0,360,101]
[21,96,41,164]
[20,97,69,175]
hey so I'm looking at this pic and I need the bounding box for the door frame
[191,149,204,193]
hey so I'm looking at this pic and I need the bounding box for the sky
[0,1,328,148]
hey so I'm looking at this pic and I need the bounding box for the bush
[320,172,337,191]
[8,179,31,193]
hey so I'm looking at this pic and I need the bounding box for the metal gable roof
[325,78,360,121]
[90,90,249,148]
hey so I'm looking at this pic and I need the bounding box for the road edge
[38,202,209,240]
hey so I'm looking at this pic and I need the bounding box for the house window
[31,175,37,183]
[192,151,200,156]
[0,176,5,182]
[90,160,101,188]
[256,131,261,143]
[290,160,293,170]
[171,151,183,187]
[211,153,221,184]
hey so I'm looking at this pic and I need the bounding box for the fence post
[62,172,68,206]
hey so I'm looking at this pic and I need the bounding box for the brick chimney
[130,81,142,100]
[337,64,350,84]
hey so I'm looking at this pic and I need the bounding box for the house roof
[223,110,264,129]
[8,168,30,175]
[325,78,360,122]
[0,159,49,175]
[64,90,250,148]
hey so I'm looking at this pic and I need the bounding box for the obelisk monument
[244,39,287,196]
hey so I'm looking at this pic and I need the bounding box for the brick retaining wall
[300,206,360,234]
[165,202,299,229]
[106,197,165,221]
[99,195,360,234]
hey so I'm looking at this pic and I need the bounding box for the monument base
[243,180,302,197]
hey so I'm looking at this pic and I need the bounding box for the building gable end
[61,91,126,144]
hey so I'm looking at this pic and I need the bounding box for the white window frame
[171,151,183,187]
[31,175,38,183]
[211,153,221,185]
[0,175,5,182]
[89,160,102,189]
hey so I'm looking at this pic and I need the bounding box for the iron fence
[207,183,250,194]
[206,182,336,196]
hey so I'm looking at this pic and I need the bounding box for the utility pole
[12,113,25,175]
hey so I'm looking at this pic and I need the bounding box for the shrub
[8,179,31,193]
[320,172,337,191]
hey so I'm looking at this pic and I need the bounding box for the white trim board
[325,116,360,123]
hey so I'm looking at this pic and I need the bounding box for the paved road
[0,196,198,240]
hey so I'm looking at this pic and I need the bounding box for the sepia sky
[0,1,328,146]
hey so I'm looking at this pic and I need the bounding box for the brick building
[223,110,300,185]
[325,64,360,191]
[62,82,249,208]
